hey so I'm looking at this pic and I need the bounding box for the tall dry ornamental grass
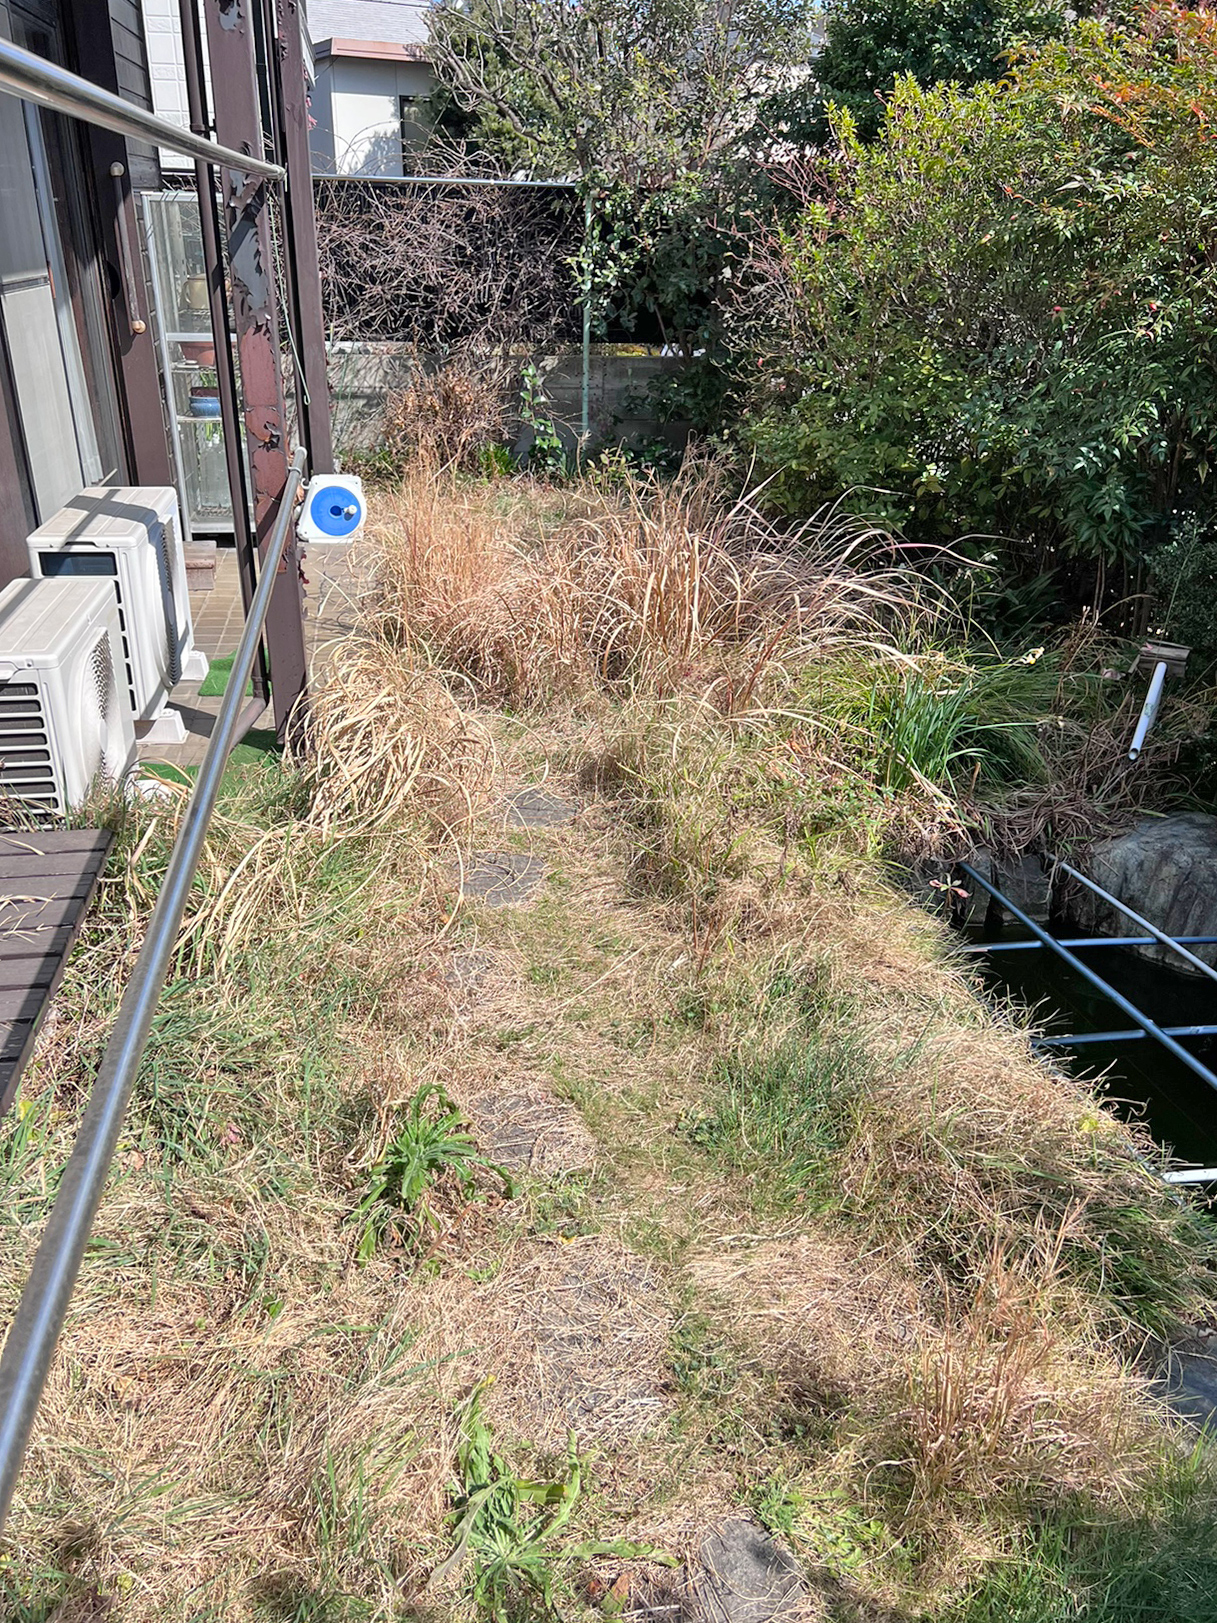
[371,459,929,709]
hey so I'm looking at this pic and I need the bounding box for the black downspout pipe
[176,0,269,703]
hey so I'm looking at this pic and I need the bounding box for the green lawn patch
[199,652,253,698]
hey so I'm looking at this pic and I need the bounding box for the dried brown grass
[6,468,1215,1618]
[300,632,494,841]
[690,1228,1164,1558]
[902,1257,1158,1516]
[380,356,512,475]
[370,458,924,711]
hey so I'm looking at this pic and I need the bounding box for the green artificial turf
[198,652,253,698]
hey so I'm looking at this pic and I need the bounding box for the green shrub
[809,0,1074,142]
[1149,515,1217,667]
[739,8,1217,605]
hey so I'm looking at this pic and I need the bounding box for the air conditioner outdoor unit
[26,485,208,743]
[0,577,136,818]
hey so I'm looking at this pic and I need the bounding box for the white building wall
[140,0,222,171]
[141,0,190,167]
[314,56,433,175]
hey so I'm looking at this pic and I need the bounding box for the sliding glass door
[0,0,124,525]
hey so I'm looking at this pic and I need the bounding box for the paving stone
[627,1520,807,1623]
[491,1238,670,1443]
[694,1520,807,1623]
[469,1085,597,1174]
[443,949,498,995]
[463,853,545,907]
[504,786,576,829]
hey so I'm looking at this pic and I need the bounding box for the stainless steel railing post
[0,450,305,1533]
[0,36,284,180]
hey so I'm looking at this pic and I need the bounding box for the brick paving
[137,539,362,770]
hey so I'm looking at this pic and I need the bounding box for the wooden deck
[0,828,111,1113]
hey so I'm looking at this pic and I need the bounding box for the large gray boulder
[1071,813,1217,970]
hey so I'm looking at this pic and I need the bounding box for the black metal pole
[0,35,283,176]
[1034,1024,1217,1049]
[177,0,269,703]
[962,934,1217,955]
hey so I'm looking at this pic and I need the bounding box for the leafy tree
[735,5,1217,611]
[808,0,1075,142]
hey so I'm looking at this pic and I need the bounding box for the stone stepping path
[504,786,576,829]
[461,784,576,908]
[468,1083,597,1175]
[627,1519,807,1622]
[462,852,546,908]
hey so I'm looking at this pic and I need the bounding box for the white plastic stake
[1128,659,1168,761]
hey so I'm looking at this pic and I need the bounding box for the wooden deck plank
[0,929,76,976]
[0,984,61,1023]
[0,829,112,1113]
[0,1019,34,1060]
[0,850,110,883]
[0,830,110,858]
[0,893,98,932]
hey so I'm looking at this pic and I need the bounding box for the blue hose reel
[297,474,366,543]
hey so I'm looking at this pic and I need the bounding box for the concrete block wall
[327,343,689,460]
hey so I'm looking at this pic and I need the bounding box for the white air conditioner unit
[0,577,136,817]
[26,485,208,741]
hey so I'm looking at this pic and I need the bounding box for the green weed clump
[354,1083,515,1262]
[946,1462,1217,1623]
[431,1392,660,1622]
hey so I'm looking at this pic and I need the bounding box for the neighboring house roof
[307,0,430,49]
[314,37,430,61]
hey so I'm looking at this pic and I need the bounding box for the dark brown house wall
[65,0,172,488]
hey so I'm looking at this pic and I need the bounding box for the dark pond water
[963,919,1217,1166]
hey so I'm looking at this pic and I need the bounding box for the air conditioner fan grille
[0,678,58,815]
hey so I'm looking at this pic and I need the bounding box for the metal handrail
[962,934,1217,955]
[0,36,285,181]
[958,862,1217,1096]
[319,173,578,187]
[0,448,306,1534]
[1056,860,1217,988]
[1035,1024,1217,1049]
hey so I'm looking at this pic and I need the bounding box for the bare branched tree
[314,178,581,349]
[428,0,815,185]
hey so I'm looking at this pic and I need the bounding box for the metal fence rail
[961,934,1217,955]
[1055,859,1217,987]
[957,861,1217,1097]
[0,448,306,1534]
